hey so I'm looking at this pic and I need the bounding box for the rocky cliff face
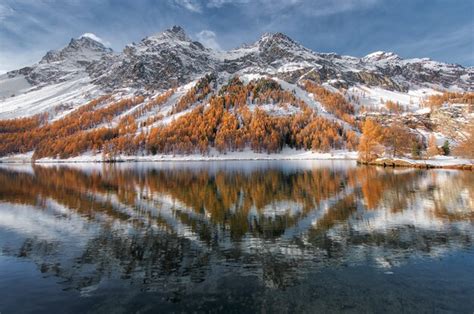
[89,26,216,90]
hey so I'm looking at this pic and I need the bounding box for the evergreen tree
[442,140,450,156]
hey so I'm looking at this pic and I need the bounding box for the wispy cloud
[80,33,111,47]
[196,30,221,50]
[297,0,379,17]
[0,0,472,72]
[175,0,379,17]
[206,0,251,8]
[391,23,474,65]
[172,0,202,13]
[0,3,14,21]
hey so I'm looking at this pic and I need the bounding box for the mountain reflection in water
[0,161,473,313]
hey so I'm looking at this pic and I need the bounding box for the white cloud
[206,0,250,8]
[299,0,379,17]
[196,30,222,50]
[172,0,378,16]
[80,33,111,47]
[172,0,202,12]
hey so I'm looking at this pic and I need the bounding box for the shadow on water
[0,161,473,313]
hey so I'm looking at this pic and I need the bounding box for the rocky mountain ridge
[3,25,472,95]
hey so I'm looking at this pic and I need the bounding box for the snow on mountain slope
[274,77,356,130]
[0,33,113,119]
[0,74,32,99]
[0,75,99,119]
[363,51,401,62]
[347,85,441,111]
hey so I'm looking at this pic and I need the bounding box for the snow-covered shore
[0,148,358,163]
[1,149,472,170]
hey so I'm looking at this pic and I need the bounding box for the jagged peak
[144,25,191,43]
[78,33,110,47]
[166,25,187,39]
[258,32,295,45]
[363,51,401,62]
[124,25,196,54]
[230,32,301,54]
[67,33,111,51]
[39,33,111,64]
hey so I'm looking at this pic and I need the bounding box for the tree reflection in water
[0,161,472,311]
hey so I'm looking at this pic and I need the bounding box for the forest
[0,76,472,161]
[147,78,358,155]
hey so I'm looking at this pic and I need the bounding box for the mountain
[2,26,472,105]
[0,26,472,162]
[10,34,113,86]
[89,26,216,90]
[0,33,113,118]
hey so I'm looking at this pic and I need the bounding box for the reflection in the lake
[0,161,473,313]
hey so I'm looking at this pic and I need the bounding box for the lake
[0,161,473,313]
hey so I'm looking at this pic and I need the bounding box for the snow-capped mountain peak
[163,25,189,41]
[79,33,110,47]
[363,51,401,62]
[95,26,214,90]
[1,25,472,120]
[40,34,112,64]
[258,32,295,45]
[255,32,310,55]
[138,25,194,47]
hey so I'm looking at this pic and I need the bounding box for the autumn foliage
[382,122,417,158]
[303,80,356,125]
[358,117,421,161]
[147,78,358,155]
[426,135,439,158]
[0,95,149,159]
[384,100,404,114]
[455,124,474,159]
[171,74,215,114]
[357,119,384,162]
[0,114,47,133]
[0,77,362,160]
[422,91,474,110]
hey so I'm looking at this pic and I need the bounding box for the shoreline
[358,158,474,171]
[1,150,472,170]
[0,149,359,164]
[0,155,358,164]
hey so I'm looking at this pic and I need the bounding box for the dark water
[0,161,473,313]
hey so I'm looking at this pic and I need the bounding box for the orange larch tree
[358,118,384,162]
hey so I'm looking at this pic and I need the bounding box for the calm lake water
[0,161,473,313]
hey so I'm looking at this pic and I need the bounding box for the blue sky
[0,0,473,73]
